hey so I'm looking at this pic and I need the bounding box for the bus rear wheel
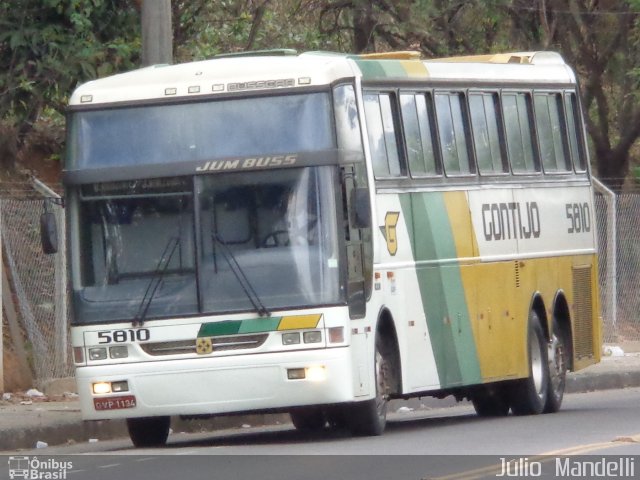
[544,318,567,413]
[509,311,549,415]
[471,384,510,417]
[126,416,170,448]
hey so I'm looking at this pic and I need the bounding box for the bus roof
[69,50,576,107]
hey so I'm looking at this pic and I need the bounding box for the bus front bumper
[75,347,357,420]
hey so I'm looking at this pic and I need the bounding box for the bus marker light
[287,368,305,380]
[89,347,108,361]
[73,347,85,364]
[92,382,112,395]
[328,327,344,343]
[282,332,301,345]
[305,366,326,382]
[165,87,177,96]
[298,77,312,85]
[188,86,200,94]
[80,95,93,103]
[303,331,322,343]
[212,84,224,92]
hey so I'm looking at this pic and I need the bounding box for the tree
[503,0,640,190]
[0,0,139,146]
[317,1,509,55]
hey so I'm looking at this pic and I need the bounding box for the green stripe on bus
[354,59,387,79]
[198,318,281,337]
[198,321,242,337]
[401,192,482,387]
[354,59,408,79]
[239,317,282,334]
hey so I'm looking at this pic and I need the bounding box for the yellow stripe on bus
[400,60,429,78]
[278,314,322,330]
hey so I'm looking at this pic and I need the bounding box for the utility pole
[141,0,173,66]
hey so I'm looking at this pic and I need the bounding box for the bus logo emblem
[196,337,213,355]
[380,212,400,256]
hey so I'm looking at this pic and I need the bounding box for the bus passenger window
[435,92,472,176]
[502,92,537,173]
[400,93,438,176]
[564,92,586,172]
[363,93,404,177]
[469,92,506,174]
[534,92,571,173]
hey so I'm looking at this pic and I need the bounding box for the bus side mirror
[351,187,371,229]
[40,207,58,255]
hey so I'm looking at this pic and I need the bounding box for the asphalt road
[2,388,639,480]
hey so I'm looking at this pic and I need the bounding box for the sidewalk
[1,352,639,452]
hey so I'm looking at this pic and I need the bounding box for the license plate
[93,395,137,411]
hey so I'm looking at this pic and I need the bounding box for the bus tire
[348,335,389,436]
[471,385,510,417]
[290,407,326,431]
[509,311,549,415]
[544,318,567,413]
[126,416,170,448]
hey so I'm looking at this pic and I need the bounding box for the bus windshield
[67,92,333,171]
[73,166,342,324]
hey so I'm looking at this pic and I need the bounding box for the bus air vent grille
[514,261,521,288]
[572,265,594,359]
[140,334,269,356]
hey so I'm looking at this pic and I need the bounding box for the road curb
[566,370,640,393]
[0,413,291,451]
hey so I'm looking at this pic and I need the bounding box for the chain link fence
[594,181,640,348]
[1,180,639,385]
[1,181,70,387]
[612,194,640,344]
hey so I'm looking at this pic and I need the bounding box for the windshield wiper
[133,236,180,326]
[213,233,271,317]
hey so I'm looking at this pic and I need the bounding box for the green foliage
[172,1,342,62]
[0,0,139,138]
[1,0,640,186]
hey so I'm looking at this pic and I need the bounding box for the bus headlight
[109,346,129,359]
[286,366,327,381]
[282,332,301,345]
[303,331,322,344]
[305,366,326,382]
[111,381,129,393]
[88,348,108,361]
[92,382,111,394]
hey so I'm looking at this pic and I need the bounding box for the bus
[54,49,601,447]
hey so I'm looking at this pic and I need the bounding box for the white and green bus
[58,49,601,447]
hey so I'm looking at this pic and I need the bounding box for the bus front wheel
[126,416,171,448]
[509,311,549,415]
[290,407,326,431]
[348,336,389,436]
